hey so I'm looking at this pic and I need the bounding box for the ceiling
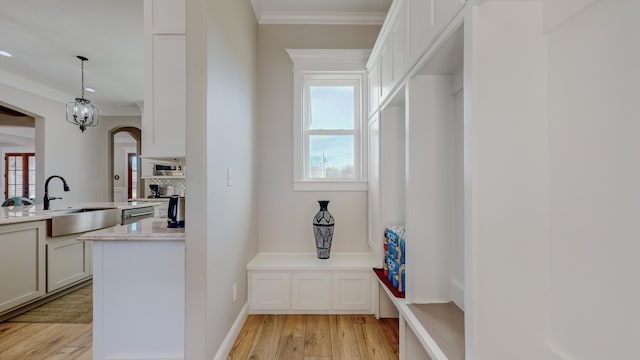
[0,0,390,117]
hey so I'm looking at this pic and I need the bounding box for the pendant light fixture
[66,55,99,132]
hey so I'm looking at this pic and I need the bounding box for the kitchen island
[78,218,186,360]
[0,202,163,321]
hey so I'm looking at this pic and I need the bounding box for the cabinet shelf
[375,274,465,360]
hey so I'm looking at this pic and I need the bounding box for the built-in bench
[247,253,378,314]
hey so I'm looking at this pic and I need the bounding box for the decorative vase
[312,200,335,259]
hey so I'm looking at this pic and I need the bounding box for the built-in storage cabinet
[368,59,381,117]
[407,0,435,65]
[0,221,46,314]
[47,234,92,292]
[143,0,186,159]
[368,0,465,109]
[248,254,376,314]
[250,272,291,311]
[367,0,467,357]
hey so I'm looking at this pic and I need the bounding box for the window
[288,49,369,191]
[5,153,36,199]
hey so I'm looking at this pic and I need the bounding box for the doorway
[109,127,141,202]
[0,104,36,203]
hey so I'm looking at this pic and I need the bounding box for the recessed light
[84,87,96,93]
[0,50,12,57]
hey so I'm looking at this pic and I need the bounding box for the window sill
[293,181,368,192]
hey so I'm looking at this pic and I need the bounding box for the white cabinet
[331,272,372,311]
[147,0,186,33]
[408,0,435,65]
[368,58,381,117]
[247,253,376,314]
[379,39,393,100]
[0,221,46,314]
[434,0,465,31]
[143,0,186,159]
[292,272,330,311]
[391,0,408,84]
[47,234,92,292]
[249,272,290,311]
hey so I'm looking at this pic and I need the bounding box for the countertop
[0,201,162,226]
[128,197,171,202]
[78,217,185,242]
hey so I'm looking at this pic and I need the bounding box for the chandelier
[66,55,99,132]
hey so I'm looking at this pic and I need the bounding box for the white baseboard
[104,354,182,360]
[212,302,249,360]
[449,279,465,311]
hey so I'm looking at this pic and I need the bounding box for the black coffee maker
[148,184,160,198]
[167,195,185,228]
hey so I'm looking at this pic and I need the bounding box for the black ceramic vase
[312,200,335,259]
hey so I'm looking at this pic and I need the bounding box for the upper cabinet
[142,0,186,159]
[368,0,466,112]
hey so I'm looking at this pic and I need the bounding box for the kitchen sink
[47,207,121,237]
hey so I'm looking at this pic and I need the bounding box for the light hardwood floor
[227,315,399,360]
[0,315,399,360]
[0,322,92,360]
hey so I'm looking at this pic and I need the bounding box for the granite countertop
[78,217,185,242]
[0,201,162,226]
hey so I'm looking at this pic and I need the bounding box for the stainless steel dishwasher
[121,206,155,225]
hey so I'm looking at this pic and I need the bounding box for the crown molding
[258,11,386,25]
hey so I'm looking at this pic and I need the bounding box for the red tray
[373,268,405,298]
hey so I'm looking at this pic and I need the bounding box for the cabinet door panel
[143,34,186,157]
[0,222,46,313]
[292,273,331,310]
[434,0,464,31]
[148,0,186,34]
[409,0,435,65]
[331,272,372,311]
[250,272,290,311]
[368,59,381,116]
[47,236,91,292]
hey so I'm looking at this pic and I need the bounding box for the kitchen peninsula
[78,217,186,360]
[0,201,161,321]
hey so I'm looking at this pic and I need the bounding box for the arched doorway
[109,127,141,202]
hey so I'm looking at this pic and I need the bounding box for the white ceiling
[0,0,389,117]
[0,0,144,115]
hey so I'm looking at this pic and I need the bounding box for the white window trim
[287,49,370,192]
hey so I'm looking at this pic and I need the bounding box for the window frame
[288,49,370,192]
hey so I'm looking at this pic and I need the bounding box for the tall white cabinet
[367,0,466,359]
[143,0,186,159]
[368,0,553,359]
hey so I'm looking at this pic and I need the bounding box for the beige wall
[185,0,259,358]
[0,82,140,206]
[257,24,380,253]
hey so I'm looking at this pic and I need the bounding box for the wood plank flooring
[0,322,92,360]
[0,315,399,360]
[227,315,399,360]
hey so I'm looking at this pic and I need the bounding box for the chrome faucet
[43,175,70,210]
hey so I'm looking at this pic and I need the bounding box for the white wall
[546,1,639,358]
[467,2,548,358]
[0,82,140,206]
[257,24,380,253]
[185,0,259,358]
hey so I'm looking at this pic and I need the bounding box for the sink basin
[47,207,121,237]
